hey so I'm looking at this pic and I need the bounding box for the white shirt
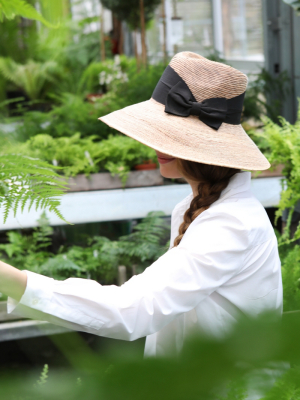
[8,172,283,357]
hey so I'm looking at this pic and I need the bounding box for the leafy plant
[243,69,290,123]
[114,61,166,107]
[45,92,118,139]
[34,20,109,96]
[279,243,300,312]
[3,93,115,141]
[2,133,158,181]
[35,364,49,387]
[0,14,38,64]
[79,55,130,95]
[116,211,170,272]
[0,211,170,283]
[0,154,68,223]
[2,313,300,399]
[0,0,55,27]
[0,212,53,273]
[0,57,59,100]
[253,103,300,242]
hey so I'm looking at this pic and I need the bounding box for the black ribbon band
[152,65,245,130]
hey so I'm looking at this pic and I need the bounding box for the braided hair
[173,160,240,247]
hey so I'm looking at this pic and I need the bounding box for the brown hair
[173,160,240,247]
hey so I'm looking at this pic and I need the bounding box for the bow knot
[165,81,228,130]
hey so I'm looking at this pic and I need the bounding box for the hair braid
[173,160,240,247]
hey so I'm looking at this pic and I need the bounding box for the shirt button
[32,298,39,305]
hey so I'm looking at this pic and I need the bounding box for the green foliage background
[0,211,170,286]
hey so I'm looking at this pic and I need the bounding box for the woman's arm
[0,260,27,301]
[6,214,249,341]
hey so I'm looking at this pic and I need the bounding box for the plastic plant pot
[134,160,157,171]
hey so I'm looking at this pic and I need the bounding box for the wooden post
[118,265,127,286]
[100,2,106,61]
[172,0,178,54]
[118,20,124,55]
[161,0,167,64]
[134,30,141,72]
[140,0,147,66]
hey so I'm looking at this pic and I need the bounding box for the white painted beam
[0,178,282,231]
[0,320,70,342]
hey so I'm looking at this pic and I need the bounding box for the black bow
[165,81,228,130]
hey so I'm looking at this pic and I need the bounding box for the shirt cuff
[7,270,54,315]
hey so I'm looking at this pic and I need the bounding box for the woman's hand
[0,260,27,301]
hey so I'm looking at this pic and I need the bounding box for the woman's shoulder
[184,195,275,249]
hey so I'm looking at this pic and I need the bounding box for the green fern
[0,154,68,224]
[35,364,49,387]
[0,0,56,27]
[116,211,170,271]
[254,102,300,243]
[0,57,59,100]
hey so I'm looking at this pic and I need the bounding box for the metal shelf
[0,320,70,342]
[0,177,282,231]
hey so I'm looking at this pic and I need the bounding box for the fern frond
[0,58,59,100]
[0,154,68,224]
[0,0,56,27]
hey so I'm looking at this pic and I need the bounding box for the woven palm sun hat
[99,51,270,171]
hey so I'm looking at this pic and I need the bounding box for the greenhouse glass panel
[222,0,264,61]
[147,0,214,61]
[172,0,214,54]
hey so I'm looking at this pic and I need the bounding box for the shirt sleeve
[8,213,248,341]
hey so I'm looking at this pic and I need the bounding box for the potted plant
[134,159,157,171]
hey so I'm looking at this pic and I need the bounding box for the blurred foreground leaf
[1,312,300,399]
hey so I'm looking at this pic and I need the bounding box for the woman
[0,52,282,357]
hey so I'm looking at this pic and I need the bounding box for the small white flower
[99,71,106,85]
[93,250,99,258]
[84,150,94,166]
[52,159,58,166]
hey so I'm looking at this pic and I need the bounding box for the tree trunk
[139,0,147,66]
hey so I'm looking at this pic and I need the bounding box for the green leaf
[0,154,68,224]
[0,0,57,27]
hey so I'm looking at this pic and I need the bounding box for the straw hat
[99,52,270,171]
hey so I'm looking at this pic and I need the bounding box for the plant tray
[66,170,163,192]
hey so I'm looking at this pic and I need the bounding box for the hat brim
[99,98,270,171]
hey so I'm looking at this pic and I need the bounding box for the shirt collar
[178,171,251,216]
[218,171,251,201]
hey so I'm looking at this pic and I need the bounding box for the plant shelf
[66,170,163,192]
[0,301,70,342]
[0,177,283,231]
[0,320,70,342]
